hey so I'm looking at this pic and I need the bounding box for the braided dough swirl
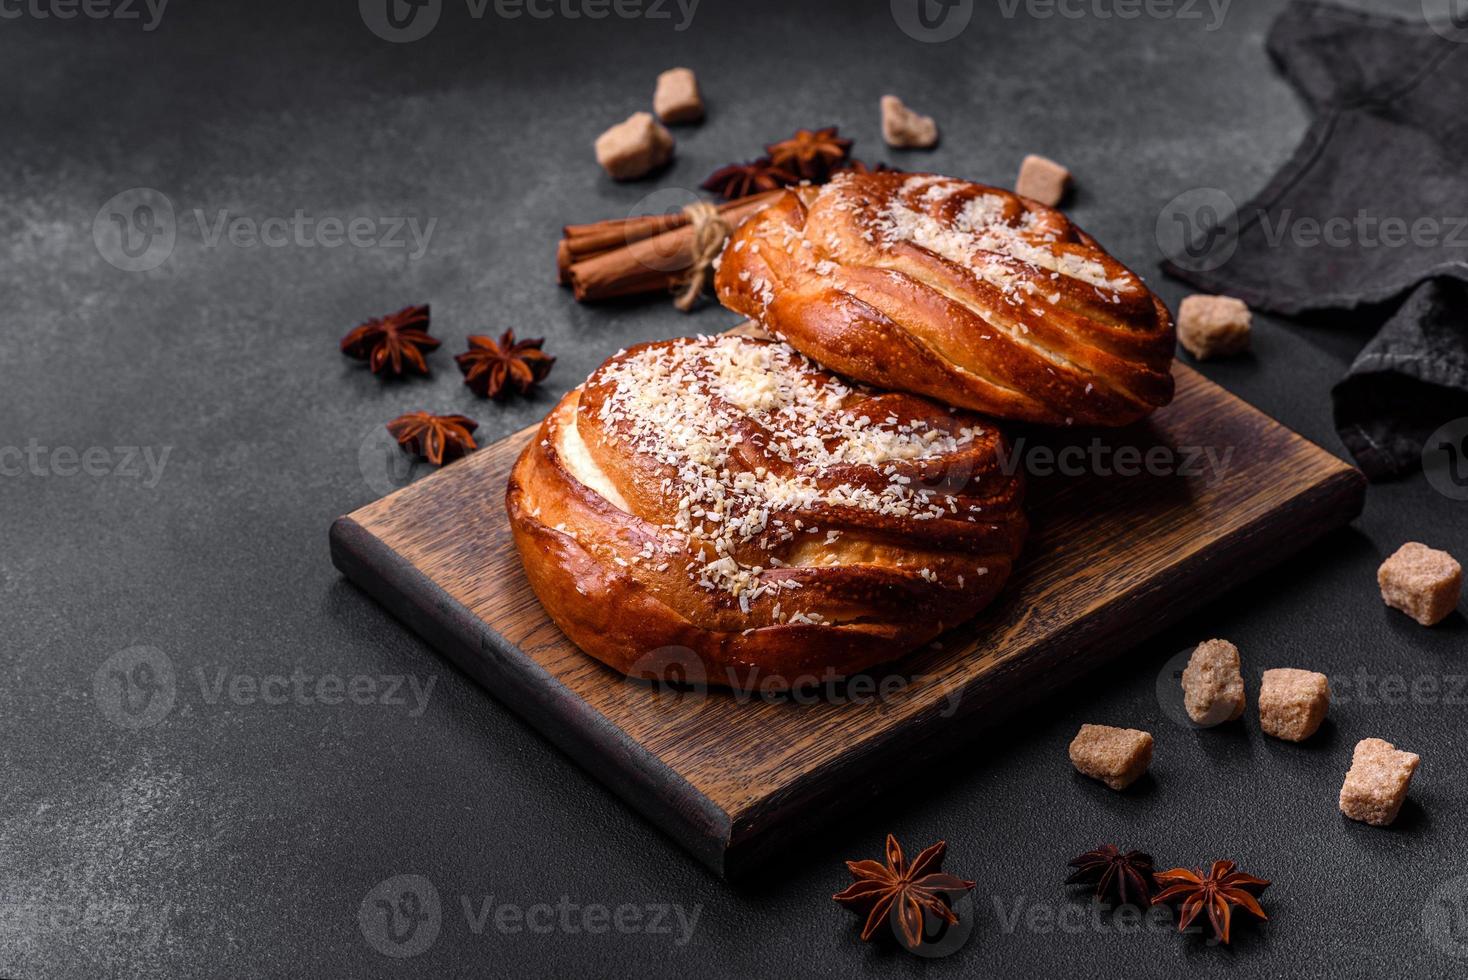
[716,172,1176,427]
[506,335,1027,685]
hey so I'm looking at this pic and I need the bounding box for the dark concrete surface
[2,0,1466,976]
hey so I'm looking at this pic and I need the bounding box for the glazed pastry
[716,172,1176,427]
[506,334,1027,687]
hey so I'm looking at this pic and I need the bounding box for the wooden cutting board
[330,363,1365,879]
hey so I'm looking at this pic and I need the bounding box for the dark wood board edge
[720,463,1367,879]
[328,515,737,877]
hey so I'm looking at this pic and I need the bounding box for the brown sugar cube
[1258,668,1330,742]
[653,67,703,125]
[1068,724,1153,790]
[1181,639,1246,726]
[880,95,939,149]
[1015,154,1071,207]
[1339,737,1420,827]
[594,112,674,181]
[1378,542,1462,627]
[1177,294,1252,361]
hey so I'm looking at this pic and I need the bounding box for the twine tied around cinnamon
[671,201,732,312]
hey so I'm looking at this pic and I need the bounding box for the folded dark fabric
[1161,0,1468,480]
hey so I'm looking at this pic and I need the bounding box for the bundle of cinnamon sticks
[556,189,782,306]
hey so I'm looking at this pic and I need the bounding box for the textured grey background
[2,0,1466,977]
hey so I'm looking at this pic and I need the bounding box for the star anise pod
[341,304,440,377]
[834,159,903,176]
[385,411,479,466]
[700,157,802,200]
[1066,845,1156,905]
[832,834,975,948]
[1151,860,1270,944]
[454,330,555,400]
[765,126,853,182]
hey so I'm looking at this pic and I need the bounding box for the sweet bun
[506,334,1027,687]
[715,172,1175,427]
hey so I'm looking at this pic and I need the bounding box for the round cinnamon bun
[505,334,1027,687]
[715,172,1176,427]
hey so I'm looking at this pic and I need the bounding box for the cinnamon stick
[557,190,783,285]
[565,192,781,303]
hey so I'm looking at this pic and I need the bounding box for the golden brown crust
[715,172,1176,427]
[505,336,1027,688]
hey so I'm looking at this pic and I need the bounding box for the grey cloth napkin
[1161,0,1468,479]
